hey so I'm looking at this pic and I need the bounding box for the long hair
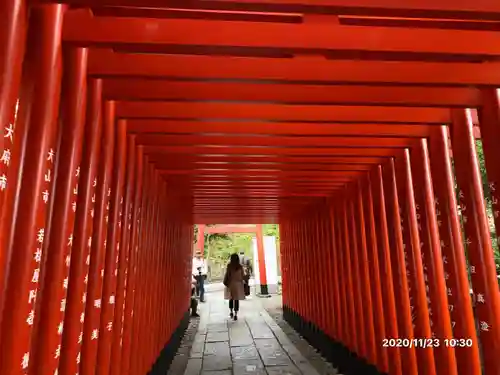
[228,253,242,271]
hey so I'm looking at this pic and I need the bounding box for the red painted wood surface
[0,5,65,373]
[2,3,500,375]
[451,109,500,375]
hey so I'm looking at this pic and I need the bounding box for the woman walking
[223,253,246,320]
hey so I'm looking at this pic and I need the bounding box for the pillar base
[148,311,190,374]
[259,284,269,295]
[283,305,384,375]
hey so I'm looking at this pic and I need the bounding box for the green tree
[474,141,500,274]
[193,224,230,258]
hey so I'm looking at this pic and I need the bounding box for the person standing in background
[239,250,253,297]
[192,251,207,302]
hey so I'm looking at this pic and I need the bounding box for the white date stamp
[382,338,473,348]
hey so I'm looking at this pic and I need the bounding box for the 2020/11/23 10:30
[382,338,473,348]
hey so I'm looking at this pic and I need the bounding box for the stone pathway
[180,290,325,375]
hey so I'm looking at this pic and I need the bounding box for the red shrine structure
[1,1,500,375]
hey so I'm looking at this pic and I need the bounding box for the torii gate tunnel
[1,1,500,375]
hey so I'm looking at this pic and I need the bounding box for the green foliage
[192,224,280,263]
[193,224,231,258]
[474,141,500,273]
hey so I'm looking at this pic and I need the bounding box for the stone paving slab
[181,289,322,375]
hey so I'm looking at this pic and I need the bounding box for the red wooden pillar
[479,89,500,238]
[145,175,163,369]
[80,100,116,375]
[280,221,288,308]
[128,160,152,375]
[0,5,65,373]
[288,221,296,313]
[395,150,436,375]
[29,46,88,375]
[315,211,324,331]
[332,205,348,348]
[371,166,403,375]
[327,203,342,343]
[347,196,366,359]
[382,158,418,375]
[428,126,482,375]
[0,0,27,310]
[138,169,159,373]
[59,78,103,375]
[362,175,388,373]
[340,200,357,353]
[297,220,307,319]
[256,224,268,295]
[451,108,500,375]
[310,213,321,329]
[96,119,128,374]
[0,0,26,156]
[120,146,144,375]
[292,221,300,316]
[305,219,314,324]
[412,139,458,375]
[319,207,334,338]
[110,135,136,375]
[354,182,377,368]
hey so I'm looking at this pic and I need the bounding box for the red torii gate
[196,224,270,295]
[1,2,500,375]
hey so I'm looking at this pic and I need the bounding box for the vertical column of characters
[0,0,27,299]
[412,168,434,335]
[428,126,482,375]
[120,146,144,375]
[371,166,402,375]
[382,158,418,375]
[347,195,367,360]
[362,175,388,373]
[478,89,500,281]
[395,151,436,375]
[29,46,88,375]
[451,109,500,375]
[79,100,116,375]
[95,119,128,375]
[411,140,458,375]
[0,5,65,374]
[109,135,136,375]
[0,97,20,306]
[58,78,103,375]
[395,159,417,340]
[354,183,377,368]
